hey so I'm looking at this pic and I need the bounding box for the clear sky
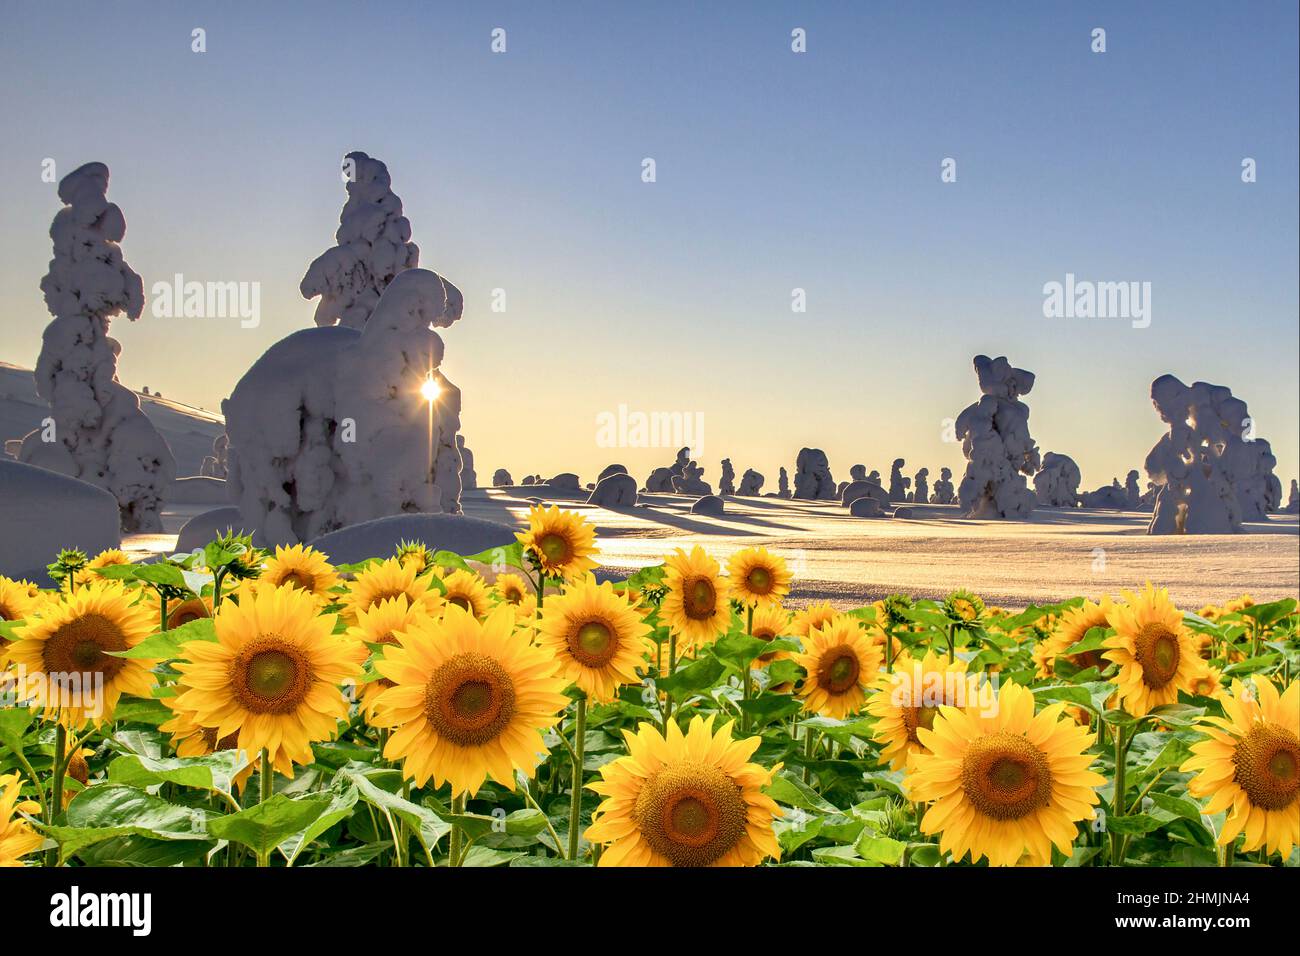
[1,1,1296,492]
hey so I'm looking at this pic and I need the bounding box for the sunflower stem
[663,633,678,731]
[258,747,273,830]
[741,605,754,734]
[159,593,169,631]
[945,623,955,663]
[45,723,68,866]
[1109,723,1130,866]
[449,793,466,866]
[567,695,587,861]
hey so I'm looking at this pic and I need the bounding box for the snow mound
[309,513,518,566]
[175,507,254,553]
[588,472,638,508]
[167,476,231,505]
[689,495,725,516]
[0,459,121,583]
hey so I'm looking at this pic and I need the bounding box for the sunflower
[165,595,213,629]
[343,557,443,621]
[0,773,42,867]
[492,572,539,624]
[660,546,731,651]
[171,582,360,776]
[1181,678,1299,858]
[1189,664,1226,700]
[439,569,492,619]
[260,544,342,604]
[1197,604,1222,622]
[790,601,838,638]
[1032,598,1113,678]
[1103,583,1200,716]
[866,650,971,771]
[907,681,1104,866]
[793,614,883,719]
[6,581,158,726]
[943,589,985,626]
[158,701,257,792]
[516,504,599,581]
[347,595,435,719]
[372,605,569,796]
[585,715,781,867]
[536,578,654,702]
[726,547,792,607]
[749,603,793,667]
[70,548,132,589]
[1223,594,1255,613]
[0,577,41,624]
[394,539,435,574]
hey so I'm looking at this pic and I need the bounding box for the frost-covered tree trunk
[300,152,420,330]
[19,162,175,532]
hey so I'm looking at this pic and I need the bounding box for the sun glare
[420,375,441,403]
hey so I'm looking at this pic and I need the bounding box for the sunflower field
[0,504,1297,869]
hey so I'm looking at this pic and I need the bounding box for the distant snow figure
[1033,453,1080,507]
[888,459,910,502]
[645,447,690,493]
[954,355,1039,519]
[1144,375,1277,533]
[1284,479,1299,514]
[778,466,791,499]
[737,468,764,496]
[719,458,736,495]
[492,468,513,487]
[457,435,477,489]
[931,467,955,504]
[200,433,228,478]
[913,467,929,505]
[1124,469,1141,508]
[671,460,711,495]
[793,448,836,500]
[18,162,176,532]
[850,464,867,481]
[300,151,420,330]
[224,268,464,545]
[1078,482,1129,510]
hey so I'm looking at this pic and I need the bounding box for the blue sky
[1,1,1296,490]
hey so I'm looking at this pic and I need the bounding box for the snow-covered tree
[300,151,420,329]
[19,162,175,532]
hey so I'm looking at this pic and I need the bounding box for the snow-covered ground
[128,486,1298,610]
[0,362,224,476]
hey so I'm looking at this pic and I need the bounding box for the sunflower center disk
[569,620,617,667]
[448,596,472,611]
[634,762,748,866]
[424,652,517,746]
[281,570,316,591]
[961,732,1053,821]
[818,646,861,694]
[538,533,572,565]
[42,613,127,680]
[685,578,717,620]
[231,638,314,714]
[746,567,772,595]
[903,704,942,743]
[1133,624,1180,688]
[1234,723,1300,811]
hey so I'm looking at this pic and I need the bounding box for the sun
[586,715,781,867]
[420,374,441,402]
